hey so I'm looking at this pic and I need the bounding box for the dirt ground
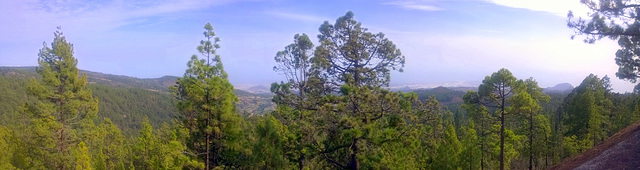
[551,121,640,170]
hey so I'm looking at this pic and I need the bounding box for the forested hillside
[0,67,273,135]
[2,10,640,170]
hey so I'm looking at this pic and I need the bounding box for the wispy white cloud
[0,0,241,42]
[485,0,590,17]
[266,11,328,22]
[0,0,248,71]
[383,1,443,11]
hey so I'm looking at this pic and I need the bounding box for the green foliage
[73,142,92,170]
[315,11,405,88]
[251,115,289,168]
[498,129,523,170]
[431,124,462,170]
[85,118,126,169]
[90,84,178,135]
[315,86,410,169]
[561,135,593,158]
[0,126,17,170]
[0,72,35,124]
[132,117,193,170]
[460,122,481,170]
[133,116,154,168]
[93,148,106,170]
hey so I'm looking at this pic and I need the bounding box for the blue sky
[0,0,635,92]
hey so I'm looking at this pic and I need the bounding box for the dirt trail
[551,121,640,170]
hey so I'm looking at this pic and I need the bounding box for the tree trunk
[500,112,505,170]
[206,122,210,170]
[545,132,549,168]
[205,39,212,170]
[59,123,65,170]
[351,117,359,169]
[529,110,534,170]
[349,138,359,170]
[60,103,67,170]
[500,85,505,170]
[298,155,304,170]
[481,117,485,170]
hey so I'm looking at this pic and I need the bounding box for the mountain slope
[412,86,465,106]
[0,69,179,135]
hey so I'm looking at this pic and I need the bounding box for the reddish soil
[551,121,640,170]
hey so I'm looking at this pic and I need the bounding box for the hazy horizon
[1,0,635,92]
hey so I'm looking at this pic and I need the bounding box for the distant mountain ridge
[388,81,481,92]
[544,83,574,93]
[0,66,179,92]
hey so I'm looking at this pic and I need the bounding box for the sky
[0,0,636,92]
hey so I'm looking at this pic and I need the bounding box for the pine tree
[171,22,242,169]
[270,33,325,169]
[23,28,99,169]
[563,74,613,148]
[464,68,530,170]
[311,11,407,170]
[463,93,497,170]
[509,78,549,169]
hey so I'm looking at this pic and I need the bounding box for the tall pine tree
[171,23,242,169]
[22,28,99,169]
[312,11,407,169]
